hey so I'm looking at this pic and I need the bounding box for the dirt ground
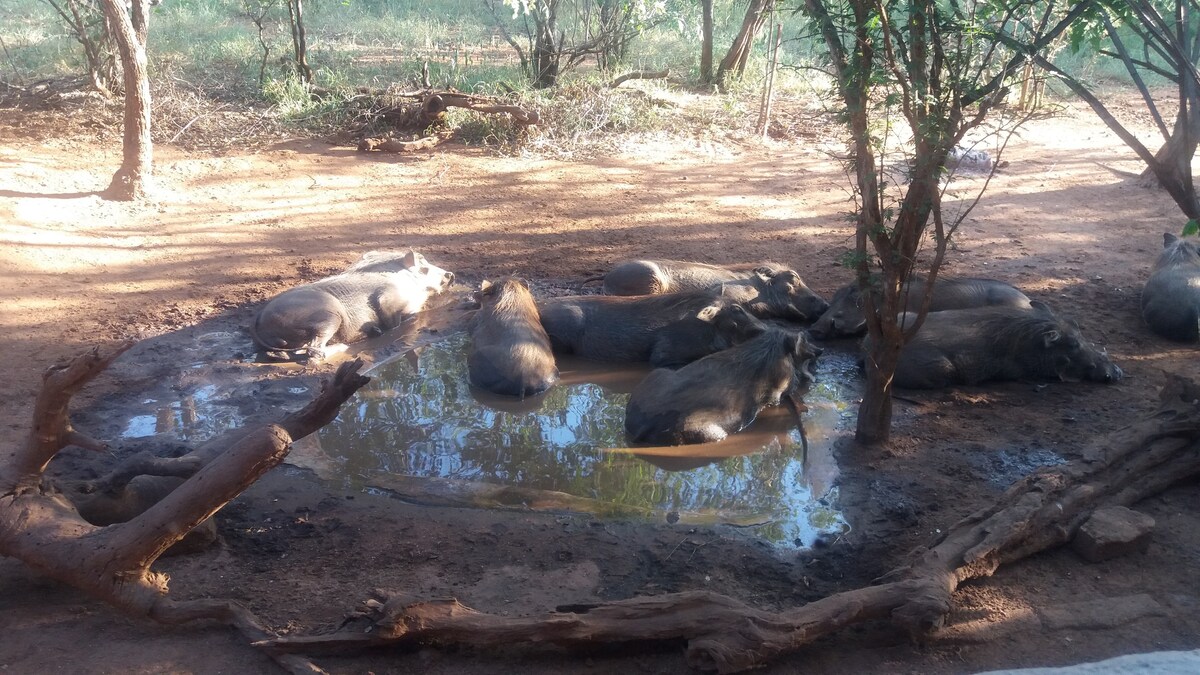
[2,92,1199,674]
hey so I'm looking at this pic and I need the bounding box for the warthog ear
[696,305,721,322]
[754,268,776,282]
[1042,329,1062,348]
[1165,232,1179,246]
[1029,299,1053,314]
[402,250,419,268]
[479,279,494,293]
[787,331,804,355]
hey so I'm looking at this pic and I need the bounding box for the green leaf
[1183,219,1200,237]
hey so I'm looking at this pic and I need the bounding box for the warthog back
[468,277,558,397]
[1142,233,1200,342]
[810,276,1031,339]
[874,302,1122,389]
[537,290,766,368]
[599,260,780,296]
[251,264,453,359]
[624,328,820,445]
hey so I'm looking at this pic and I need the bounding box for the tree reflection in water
[319,333,857,546]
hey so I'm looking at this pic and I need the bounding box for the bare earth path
[1,99,1198,674]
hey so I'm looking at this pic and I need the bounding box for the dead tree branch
[609,68,670,88]
[0,347,370,674]
[261,375,1200,673]
[358,136,445,153]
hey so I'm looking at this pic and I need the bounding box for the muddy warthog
[809,276,1031,339]
[1141,233,1200,342]
[624,328,821,445]
[586,259,783,295]
[468,277,558,398]
[342,249,439,275]
[537,290,766,368]
[72,475,217,555]
[251,253,454,360]
[867,301,1122,389]
[586,261,828,322]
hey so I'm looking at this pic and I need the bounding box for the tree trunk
[700,0,714,84]
[285,0,313,83]
[716,0,771,88]
[532,0,560,88]
[98,0,151,201]
[855,339,898,444]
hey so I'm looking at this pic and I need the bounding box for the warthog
[537,290,766,368]
[867,301,1122,389]
[468,277,558,398]
[586,259,783,295]
[1141,233,1200,342]
[624,328,821,445]
[586,260,829,322]
[809,276,1031,339]
[251,251,454,360]
[72,475,217,555]
[342,249,441,275]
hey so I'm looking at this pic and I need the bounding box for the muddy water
[120,383,248,442]
[304,332,860,547]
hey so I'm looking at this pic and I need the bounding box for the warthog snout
[1096,362,1123,383]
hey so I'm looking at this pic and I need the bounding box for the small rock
[1071,505,1155,562]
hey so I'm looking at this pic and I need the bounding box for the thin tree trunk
[756,23,781,136]
[98,0,151,201]
[285,0,313,83]
[701,0,714,83]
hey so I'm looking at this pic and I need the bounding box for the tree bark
[98,0,151,201]
[532,0,561,88]
[261,375,1200,672]
[285,0,313,83]
[716,0,772,88]
[700,0,714,83]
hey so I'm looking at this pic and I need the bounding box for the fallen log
[259,375,1200,673]
[610,68,670,88]
[0,344,370,675]
[357,135,445,153]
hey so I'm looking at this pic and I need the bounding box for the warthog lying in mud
[809,276,1031,339]
[867,301,1123,389]
[537,290,766,368]
[587,259,783,295]
[341,249,441,275]
[250,250,454,361]
[1141,233,1200,342]
[586,260,829,322]
[624,328,821,445]
[468,277,558,398]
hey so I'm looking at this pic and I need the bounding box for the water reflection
[120,384,246,442]
[315,332,858,547]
